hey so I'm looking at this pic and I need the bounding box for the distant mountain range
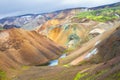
[0,2,119,30]
[0,13,59,30]
[90,2,120,9]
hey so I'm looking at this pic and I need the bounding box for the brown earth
[0,28,65,72]
[13,65,91,80]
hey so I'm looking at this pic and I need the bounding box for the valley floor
[13,65,90,80]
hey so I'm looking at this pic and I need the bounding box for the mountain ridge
[0,2,119,30]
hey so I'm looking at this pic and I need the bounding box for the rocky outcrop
[37,16,119,48]
[0,28,65,71]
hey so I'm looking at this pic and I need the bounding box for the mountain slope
[37,5,120,48]
[13,23,120,80]
[0,28,65,72]
[73,23,120,80]
[59,23,120,65]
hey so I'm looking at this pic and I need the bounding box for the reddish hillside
[0,28,65,71]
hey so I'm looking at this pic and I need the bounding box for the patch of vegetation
[74,72,88,80]
[63,24,69,30]
[68,34,80,41]
[86,69,108,80]
[62,47,76,54]
[74,69,109,80]
[105,71,120,80]
[66,33,81,48]
[22,65,30,70]
[76,7,120,22]
[0,70,7,80]
[63,64,70,68]
[0,27,3,30]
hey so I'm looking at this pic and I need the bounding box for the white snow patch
[85,48,98,59]
[95,40,101,46]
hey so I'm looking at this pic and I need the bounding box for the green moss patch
[74,69,109,80]
[76,7,120,22]
[74,72,88,80]
[0,70,7,80]
[105,71,120,80]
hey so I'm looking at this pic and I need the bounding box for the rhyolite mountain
[13,20,120,80]
[37,2,120,48]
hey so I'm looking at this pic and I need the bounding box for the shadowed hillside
[73,23,120,80]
